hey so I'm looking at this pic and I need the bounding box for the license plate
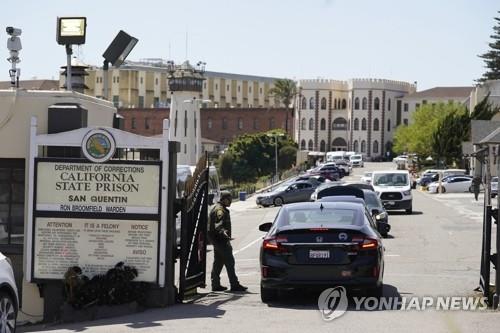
[309,250,330,259]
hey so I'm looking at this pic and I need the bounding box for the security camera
[6,27,21,37]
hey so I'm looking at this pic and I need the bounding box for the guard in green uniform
[208,191,248,292]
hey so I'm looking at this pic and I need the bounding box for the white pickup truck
[371,170,413,214]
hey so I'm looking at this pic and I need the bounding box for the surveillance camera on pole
[6,26,22,88]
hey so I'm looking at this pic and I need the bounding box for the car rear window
[277,207,360,228]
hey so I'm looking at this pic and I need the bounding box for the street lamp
[267,133,285,186]
[102,30,138,100]
[56,17,87,91]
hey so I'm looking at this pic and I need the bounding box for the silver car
[256,181,317,207]
[0,253,18,333]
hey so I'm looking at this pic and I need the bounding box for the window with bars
[0,159,25,252]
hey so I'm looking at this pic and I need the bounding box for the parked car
[315,186,390,237]
[418,173,439,187]
[258,201,385,302]
[334,160,352,176]
[350,154,364,167]
[360,172,373,184]
[492,176,498,198]
[0,253,18,333]
[309,164,342,181]
[256,181,317,207]
[392,155,408,163]
[428,176,473,193]
[309,181,345,201]
[343,182,375,191]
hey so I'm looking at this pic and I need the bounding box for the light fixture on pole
[102,30,138,100]
[57,17,87,91]
[267,132,285,186]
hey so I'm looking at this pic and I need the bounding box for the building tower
[167,60,205,165]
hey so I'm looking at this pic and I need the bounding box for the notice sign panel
[36,161,160,214]
[33,217,158,282]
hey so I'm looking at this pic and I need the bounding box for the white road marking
[386,254,401,257]
[233,237,263,255]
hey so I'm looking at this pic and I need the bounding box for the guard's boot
[212,285,228,292]
[230,284,248,292]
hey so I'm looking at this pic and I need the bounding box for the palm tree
[268,79,297,136]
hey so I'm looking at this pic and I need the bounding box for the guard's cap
[220,191,232,201]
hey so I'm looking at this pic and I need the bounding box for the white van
[372,170,413,214]
[350,154,364,167]
[326,151,346,163]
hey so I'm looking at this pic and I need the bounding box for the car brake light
[352,236,378,250]
[310,228,329,231]
[263,236,288,251]
[361,238,378,249]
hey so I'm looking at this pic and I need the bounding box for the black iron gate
[179,155,209,300]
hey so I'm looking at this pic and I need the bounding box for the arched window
[361,118,367,130]
[374,97,380,110]
[207,117,212,129]
[388,98,391,111]
[334,99,338,109]
[309,97,315,109]
[354,118,359,130]
[353,140,359,152]
[222,117,227,129]
[238,117,243,130]
[301,97,307,110]
[320,140,326,152]
[342,99,347,109]
[361,140,366,153]
[309,118,314,130]
[269,117,275,129]
[387,119,391,132]
[184,110,188,137]
[308,139,314,151]
[373,118,379,131]
[362,97,367,110]
[301,118,306,130]
[332,137,347,149]
[320,118,326,130]
[354,97,360,110]
[300,139,306,150]
[373,140,379,154]
[332,117,347,130]
[321,97,327,110]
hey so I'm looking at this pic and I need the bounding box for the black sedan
[258,201,385,302]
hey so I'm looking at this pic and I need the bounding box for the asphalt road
[22,162,500,333]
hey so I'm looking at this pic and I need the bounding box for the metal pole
[275,135,278,182]
[65,45,72,91]
[103,60,109,100]
[494,144,500,309]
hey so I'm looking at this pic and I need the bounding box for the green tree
[431,110,469,167]
[278,145,298,171]
[217,151,234,182]
[478,11,500,82]
[226,130,297,183]
[268,79,297,136]
[393,103,464,159]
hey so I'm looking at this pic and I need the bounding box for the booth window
[0,159,25,253]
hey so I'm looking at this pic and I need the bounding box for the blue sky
[2,0,498,89]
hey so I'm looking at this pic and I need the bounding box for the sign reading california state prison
[33,217,158,282]
[36,161,160,214]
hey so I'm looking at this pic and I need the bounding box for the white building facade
[296,78,416,159]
